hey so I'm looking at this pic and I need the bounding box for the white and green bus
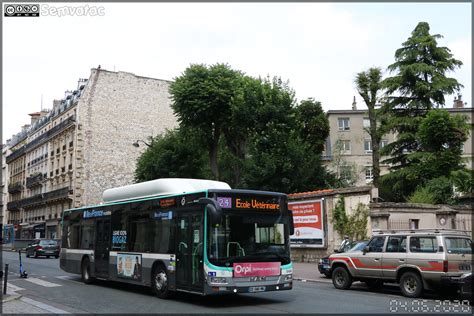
[60,178,294,298]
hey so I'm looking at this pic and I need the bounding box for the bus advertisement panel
[288,200,324,248]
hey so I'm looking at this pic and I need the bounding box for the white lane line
[20,297,71,314]
[23,277,62,287]
[6,282,25,292]
[55,275,83,284]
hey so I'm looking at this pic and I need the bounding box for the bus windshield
[207,212,291,266]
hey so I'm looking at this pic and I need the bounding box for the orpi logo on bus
[234,264,252,275]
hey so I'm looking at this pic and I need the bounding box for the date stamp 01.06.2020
[389,299,472,313]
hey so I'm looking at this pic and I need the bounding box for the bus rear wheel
[152,265,171,299]
[81,257,95,284]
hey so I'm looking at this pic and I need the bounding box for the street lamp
[132,139,152,148]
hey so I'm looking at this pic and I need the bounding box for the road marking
[24,277,62,287]
[6,282,25,292]
[20,297,71,314]
[55,275,83,284]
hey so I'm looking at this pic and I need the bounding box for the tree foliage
[170,63,242,179]
[381,22,463,169]
[379,22,465,202]
[332,197,368,241]
[134,129,210,182]
[139,64,333,194]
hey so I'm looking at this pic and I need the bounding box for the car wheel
[332,267,352,290]
[400,271,423,298]
[47,256,50,259]
[81,257,95,284]
[55,255,59,259]
[365,279,384,291]
[151,265,171,299]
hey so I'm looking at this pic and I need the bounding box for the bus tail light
[443,260,448,272]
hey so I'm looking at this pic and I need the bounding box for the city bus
[60,178,294,298]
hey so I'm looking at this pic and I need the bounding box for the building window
[364,140,372,153]
[363,117,370,128]
[365,167,373,182]
[338,118,350,131]
[409,219,419,230]
[380,140,388,148]
[341,140,351,154]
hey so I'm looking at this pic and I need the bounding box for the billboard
[289,200,324,248]
[117,253,142,281]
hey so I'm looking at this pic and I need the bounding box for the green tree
[134,129,210,182]
[380,109,469,201]
[170,63,242,180]
[381,22,463,169]
[354,67,385,188]
[295,98,329,153]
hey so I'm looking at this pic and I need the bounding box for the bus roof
[102,178,231,203]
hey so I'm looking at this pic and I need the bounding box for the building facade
[323,97,473,187]
[4,68,177,240]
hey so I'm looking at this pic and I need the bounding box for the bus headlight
[210,277,228,284]
[284,274,293,281]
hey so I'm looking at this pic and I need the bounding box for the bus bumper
[204,282,292,295]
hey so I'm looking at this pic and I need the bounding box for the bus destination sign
[217,196,280,211]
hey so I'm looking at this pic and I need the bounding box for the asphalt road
[2,250,472,314]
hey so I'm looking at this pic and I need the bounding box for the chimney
[28,112,41,125]
[453,94,464,108]
[352,96,357,110]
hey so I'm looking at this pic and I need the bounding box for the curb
[2,293,23,303]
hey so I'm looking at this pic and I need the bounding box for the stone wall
[76,68,177,206]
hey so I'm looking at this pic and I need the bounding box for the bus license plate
[249,286,266,293]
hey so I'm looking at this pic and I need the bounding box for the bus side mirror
[289,210,295,236]
[197,198,222,224]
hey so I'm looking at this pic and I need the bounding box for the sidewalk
[292,261,332,283]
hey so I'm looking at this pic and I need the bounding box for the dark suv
[26,239,60,258]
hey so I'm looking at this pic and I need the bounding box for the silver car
[329,229,472,298]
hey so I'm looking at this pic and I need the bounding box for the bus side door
[95,218,111,277]
[176,212,204,292]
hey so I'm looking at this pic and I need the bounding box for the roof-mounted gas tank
[102,178,231,203]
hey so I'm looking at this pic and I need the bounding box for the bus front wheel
[152,265,171,299]
[81,257,95,284]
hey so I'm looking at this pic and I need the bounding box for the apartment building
[4,67,177,239]
[323,96,473,187]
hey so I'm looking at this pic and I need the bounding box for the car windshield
[445,237,472,254]
[39,240,57,246]
[207,212,290,266]
[349,241,368,252]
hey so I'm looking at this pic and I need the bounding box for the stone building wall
[76,68,177,206]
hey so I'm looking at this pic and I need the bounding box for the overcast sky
[3,2,472,141]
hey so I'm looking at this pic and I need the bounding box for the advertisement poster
[288,200,324,248]
[117,253,142,281]
[233,262,281,277]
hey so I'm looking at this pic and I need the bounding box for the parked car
[318,240,368,277]
[26,239,60,258]
[329,229,472,298]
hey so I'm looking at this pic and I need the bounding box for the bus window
[81,219,95,249]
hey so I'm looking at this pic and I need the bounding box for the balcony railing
[6,187,72,210]
[8,182,23,193]
[26,173,44,188]
[6,145,26,164]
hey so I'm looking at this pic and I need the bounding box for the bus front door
[176,212,204,292]
[94,219,111,278]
